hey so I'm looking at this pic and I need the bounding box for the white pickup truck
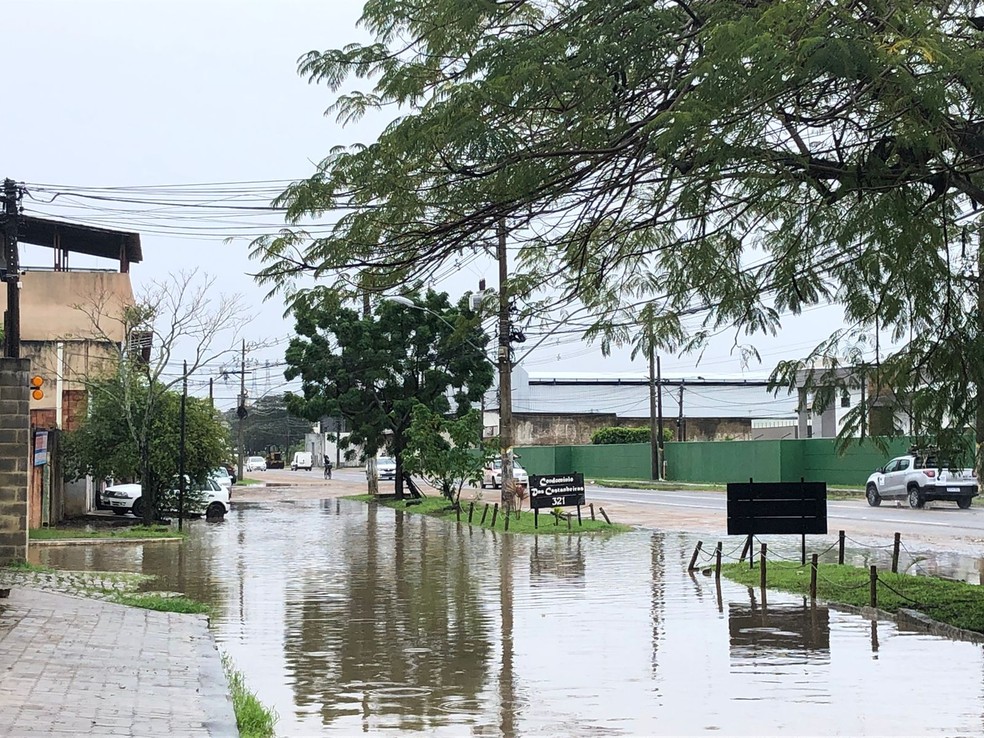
[865,451,977,509]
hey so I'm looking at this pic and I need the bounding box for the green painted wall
[515,437,916,485]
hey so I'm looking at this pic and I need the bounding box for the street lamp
[383,294,515,503]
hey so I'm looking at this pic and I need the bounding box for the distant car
[366,456,397,481]
[866,449,977,509]
[291,451,313,471]
[100,478,231,518]
[245,456,267,472]
[481,459,529,489]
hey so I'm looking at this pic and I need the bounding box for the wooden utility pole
[497,217,515,513]
[2,179,21,358]
[648,344,660,480]
[976,225,984,480]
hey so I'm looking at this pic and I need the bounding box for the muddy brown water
[35,499,984,736]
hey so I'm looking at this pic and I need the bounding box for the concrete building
[0,217,141,524]
[483,367,799,446]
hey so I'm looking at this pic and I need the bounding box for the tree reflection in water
[281,504,493,732]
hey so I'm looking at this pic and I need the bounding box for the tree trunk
[140,439,155,525]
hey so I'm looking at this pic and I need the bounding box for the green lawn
[592,479,865,500]
[30,525,183,540]
[223,655,278,738]
[723,560,984,634]
[114,593,211,614]
[351,494,630,534]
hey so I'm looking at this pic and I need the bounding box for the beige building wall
[0,271,134,414]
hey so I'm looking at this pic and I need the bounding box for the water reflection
[729,598,831,661]
[281,505,494,733]
[32,501,984,736]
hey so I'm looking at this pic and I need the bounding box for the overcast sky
[5,1,851,409]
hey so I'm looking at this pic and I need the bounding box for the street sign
[529,473,586,510]
[726,480,827,535]
[33,430,48,466]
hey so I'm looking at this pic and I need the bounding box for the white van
[291,451,313,471]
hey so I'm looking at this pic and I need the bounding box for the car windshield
[378,457,395,466]
[248,457,264,463]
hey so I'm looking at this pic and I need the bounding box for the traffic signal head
[29,375,43,401]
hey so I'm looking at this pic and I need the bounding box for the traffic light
[29,375,43,401]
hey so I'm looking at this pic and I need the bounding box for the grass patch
[236,477,264,486]
[592,479,865,499]
[723,560,984,633]
[222,655,278,738]
[30,525,183,541]
[593,479,726,492]
[350,494,630,534]
[3,559,53,573]
[114,592,211,615]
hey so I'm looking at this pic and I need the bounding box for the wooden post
[688,541,703,571]
[589,503,596,521]
[599,507,612,524]
[553,509,559,526]
[801,533,806,566]
[534,509,539,529]
[566,513,572,530]
[810,553,818,601]
[577,505,582,525]
[759,543,768,591]
[739,534,752,565]
[491,503,499,528]
[504,511,510,532]
[715,542,722,580]
[468,502,475,524]
[869,565,878,608]
[838,530,845,565]
[480,504,490,525]
[892,532,901,574]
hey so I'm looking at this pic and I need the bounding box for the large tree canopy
[255,1,984,456]
[283,289,495,496]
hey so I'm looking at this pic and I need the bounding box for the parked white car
[211,467,233,489]
[100,478,231,518]
[366,456,397,481]
[245,456,267,472]
[481,459,529,489]
[866,449,977,509]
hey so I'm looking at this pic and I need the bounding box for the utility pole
[2,179,22,359]
[497,217,515,513]
[648,344,659,480]
[656,356,664,476]
[178,361,187,531]
[678,380,686,442]
[976,225,984,480]
[239,340,246,479]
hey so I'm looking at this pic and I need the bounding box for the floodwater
[37,499,984,736]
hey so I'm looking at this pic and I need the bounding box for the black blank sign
[727,481,827,536]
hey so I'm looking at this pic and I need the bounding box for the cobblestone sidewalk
[0,577,237,737]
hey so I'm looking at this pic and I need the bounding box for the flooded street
[36,498,984,736]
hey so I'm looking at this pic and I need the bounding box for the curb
[31,537,183,547]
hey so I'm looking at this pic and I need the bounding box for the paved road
[248,466,984,553]
[0,585,236,737]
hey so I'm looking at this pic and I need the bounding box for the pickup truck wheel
[957,497,973,509]
[907,486,925,509]
[131,497,144,518]
[865,484,881,507]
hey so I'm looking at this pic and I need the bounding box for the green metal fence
[515,437,916,485]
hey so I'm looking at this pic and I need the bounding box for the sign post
[529,473,586,529]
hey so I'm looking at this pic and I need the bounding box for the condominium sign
[529,473,586,509]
